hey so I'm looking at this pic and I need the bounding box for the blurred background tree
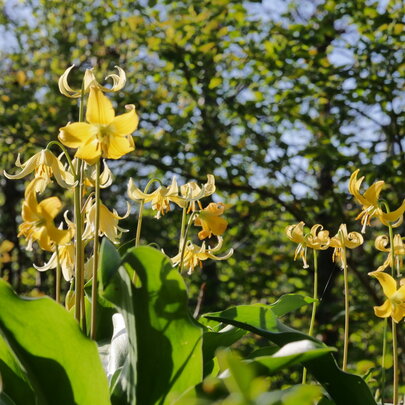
[0,0,403,377]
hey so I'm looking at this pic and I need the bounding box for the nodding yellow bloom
[35,243,75,281]
[368,271,405,323]
[349,169,405,232]
[194,202,228,240]
[127,177,185,219]
[330,224,363,267]
[59,86,138,165]
[4,149,75,192]
[285,222,330,268]
[180,175,216,212]
[18,179,72,251]
[171,237,233,275]
[82,198,130,244]
[82,159,113,189]
[58,65,126,98]
[374,234,405,272]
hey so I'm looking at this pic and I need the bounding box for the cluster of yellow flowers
[286,169,405,323]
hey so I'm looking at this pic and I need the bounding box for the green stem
[178,212,197,273]
[179,204,189,250]
[380,318,388,405]
[134,178,161,247]
[90,160,101,340]
[392,320,398,405]
[55,245,61,304]
[302,249,318,384]
[46,140,77,177]
[74,87,85,324]
[341,244,349,371]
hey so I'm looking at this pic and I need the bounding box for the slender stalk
[302,249,318,384]
[341,243,349,372]
[90,160,101,340]
[74,88,85,323]
[179,204,188,250]
[178,212,197,273]
[134,178,161,247]
[46,141,77,177]
[392,320,398,405]
[55,245,61,304]
[380,318,388,405]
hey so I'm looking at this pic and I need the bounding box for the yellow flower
[4,149,75,192]
[171,237,233,274]
[18,178,72,251]
[82,159,113,189]
[180,175,216,212]
[59,86,138,165]
[82,198,130,243]
[194,202,228,240]
[369,271,405,323]
[58,65,126,98]
[0,240,14,264]
[127,177,185,219]
[374,234,405,272]
[349,169,405,232]
[285,222,330,268]
[35,243,75,281]
[329,224,363,267]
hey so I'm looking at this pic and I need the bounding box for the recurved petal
[38,197,63,220]
[346,231,363,249]
[34,252,57,272]
[3,152,40,179]
[363,180,384,206]
[102,66,126,92]
[59,123,94,148]
[86,86,115,125]
[375,235,389,252]
[379,200,405,224]
[127,178,152,201]
[348,170,369,206]
[58,65,81,98]
[370,271,397,298]
[373,299,392,318]
[110,105,139,136]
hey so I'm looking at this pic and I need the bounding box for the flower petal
[103,135,134,160]
[370,271,397,298]
[110,105,139,136]
[86,86,115,125]
[373,299,391,318]
[76,136,101,165]
[38,197,63,220]
[59,123,94,148]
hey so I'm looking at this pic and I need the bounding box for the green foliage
[0,279,110,405]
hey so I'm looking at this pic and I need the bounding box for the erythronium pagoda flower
[194,202,228,240]
[82,198,130,244]
[82,159,113,189]
[18,178,72,251]
[349,169,405,232]
[180,174,216,212]
[171,237,233,275]
[35,243,75,281]
[4,149,75,193]
[285,222,330,268]
[59,86,138,165]
[58,65,126,98]
[368,271,405,323]
[127,177,185,219]
[374,234,405,272]
[329,224,363,267]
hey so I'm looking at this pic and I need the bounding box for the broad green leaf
[258,384,323,405]
[269,294,316,317]
[204,305,376,405]
[100,244,203,405]
[0,280,110,405]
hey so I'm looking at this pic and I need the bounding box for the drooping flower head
[58,65,126,98]
[374,234,405,272]
[18,178,72,251]
[194,202,228,240]
[82,198,130,244]
[285,222,330,268]
[127,177,185,219]
[171,237,233,275]
[329,224,363,268]
[368,271,405,323]
[349,169,405,232]
[4,149,75,193]
[180,175,216,212]
[59,86,138,165]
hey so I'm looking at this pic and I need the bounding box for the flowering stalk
[179,204,189,250]
[90,160,101,340]
[179,212,198,273]
[74,86,85,324]
[55,245,61,304]
[340,239,349,372]
[302,249,318,384]
[135,179,161,247]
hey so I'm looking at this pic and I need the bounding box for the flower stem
[392,320,398,405]
[179,212,197,273]
[302,249,318,384]
[179,204,188,250]
[90,160,101,340]
[55,245,61,304]
[380,318,388,405]
[46,140,77,177]
[134,178,161,247]
[341,243,349,372]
